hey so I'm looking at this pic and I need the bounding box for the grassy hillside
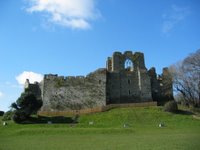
[78,106,199,129]
[0,106,200,150]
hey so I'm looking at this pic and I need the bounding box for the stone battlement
[25,50,173,111]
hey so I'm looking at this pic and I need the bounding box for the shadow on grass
[176,110,194,115]
[21,116,78,124]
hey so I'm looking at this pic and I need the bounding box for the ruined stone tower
[106,51,152,104]
[24,51,173,111]
[148,67,174,105]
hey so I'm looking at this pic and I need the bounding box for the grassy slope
[0,107,200,150]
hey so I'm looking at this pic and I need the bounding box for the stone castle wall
[106,51,152,104]
[24,79,41,99]
[148,67,174,105]
[25,51,174,111]
[40,69,106,111]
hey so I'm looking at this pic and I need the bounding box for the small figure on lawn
[3,122,7,126]
[159,122,164,128]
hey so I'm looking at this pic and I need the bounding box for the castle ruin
[25,51,173,111]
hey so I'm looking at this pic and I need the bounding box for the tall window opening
[124,59,134,71]
[128,79,131,85]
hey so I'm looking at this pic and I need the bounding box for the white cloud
[16,71,43,85]
[162,5,190,34]
[25,0,101,30]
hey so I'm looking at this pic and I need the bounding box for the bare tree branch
[169,49,200,107]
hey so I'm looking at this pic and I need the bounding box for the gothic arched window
[124,59,134,71]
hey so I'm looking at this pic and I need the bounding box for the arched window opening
[124,59,134,71]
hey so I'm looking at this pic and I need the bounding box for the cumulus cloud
[16,71,43,85]
[25,0,101,29]
[162,5,190,34]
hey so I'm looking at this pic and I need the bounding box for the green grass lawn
[0,107,200,150]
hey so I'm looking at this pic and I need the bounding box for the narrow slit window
[128,79,131,84]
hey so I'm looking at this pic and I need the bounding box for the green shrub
[2,110,13,121]
[11,91,43,123]
[163,101,178,113]
[12,110,28,123]
[0,111,4,116]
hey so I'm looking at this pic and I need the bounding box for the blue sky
[0,0,199,111]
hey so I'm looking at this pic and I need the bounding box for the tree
[16,92,42,114]
[11,91,43,123]
[0,111,4,116]
[2,110,13,121]
[169,49,200,107]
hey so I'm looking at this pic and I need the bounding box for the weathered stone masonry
[25,51,173,111]
[106,51,152,104]
[40,69,107,111]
